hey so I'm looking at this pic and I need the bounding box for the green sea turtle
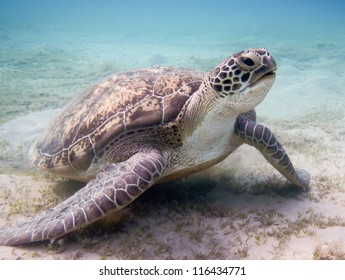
[0,48,310,245]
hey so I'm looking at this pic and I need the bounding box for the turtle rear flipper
[0,149,165,246]
[235,111,310,190]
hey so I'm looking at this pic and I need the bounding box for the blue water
[1,0,344,50]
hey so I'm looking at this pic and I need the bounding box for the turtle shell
[32,67,204,178]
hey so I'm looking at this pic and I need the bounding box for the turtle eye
[240,57,255,67]
[236,52,261,71]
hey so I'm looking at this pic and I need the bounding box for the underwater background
[0,0,345,259]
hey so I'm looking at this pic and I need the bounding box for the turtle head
[208,48,276,113]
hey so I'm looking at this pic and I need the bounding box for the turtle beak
[250,53,277,84]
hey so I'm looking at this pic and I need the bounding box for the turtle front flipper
[0,149,165,246]
[234,111,310,190]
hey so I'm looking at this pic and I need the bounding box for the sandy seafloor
[0,0,345,260]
